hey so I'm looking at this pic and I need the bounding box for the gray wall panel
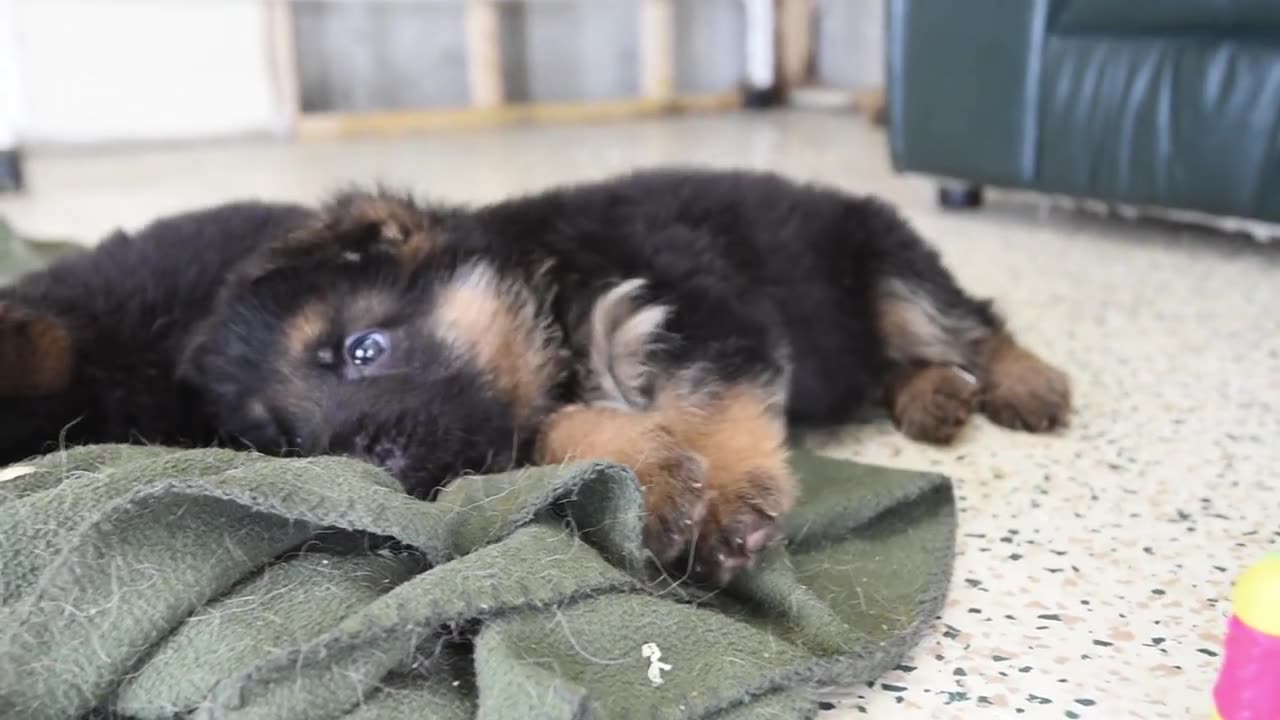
[294,2,469,113]
[674,0,744,94]
[503,0,639,103]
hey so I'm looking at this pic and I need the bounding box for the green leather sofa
[885,0,1280,224]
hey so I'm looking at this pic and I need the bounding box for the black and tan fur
[0,168,1070,585]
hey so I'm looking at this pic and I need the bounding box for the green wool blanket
[0,445,955,720]
[0,217,83,283]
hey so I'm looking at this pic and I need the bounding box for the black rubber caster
[938,183,983,209]
[742,85,781,110]
[0,149,24,193]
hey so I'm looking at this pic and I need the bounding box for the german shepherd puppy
[0,168,1070,584]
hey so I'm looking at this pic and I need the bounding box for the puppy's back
[0,201,312,462]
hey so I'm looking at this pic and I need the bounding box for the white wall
[0,0,21,148]
[10,0,286,146]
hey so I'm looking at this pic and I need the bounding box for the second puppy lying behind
[0,168,1070,584]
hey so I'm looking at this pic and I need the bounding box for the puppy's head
[181,190,564,497]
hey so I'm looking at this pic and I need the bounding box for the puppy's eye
[346,330,390,367]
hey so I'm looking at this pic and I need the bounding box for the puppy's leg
[536,376,794,586]
[876,277,986,443]
[0,302,73,397]
[870,209,1070,441]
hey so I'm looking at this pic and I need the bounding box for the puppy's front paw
[637,450,790,586]
[534,395,795,588]
[635,443,709,565]
[682,469,789,586]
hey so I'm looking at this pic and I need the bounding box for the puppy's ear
[248,190,438,280]
[582,279,671,409]
[0,303,74,397]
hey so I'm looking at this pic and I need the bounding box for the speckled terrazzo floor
[2,112,1277,718]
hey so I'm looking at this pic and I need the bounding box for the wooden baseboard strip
[296,93,742,140]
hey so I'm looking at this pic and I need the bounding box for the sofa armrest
[887,0,1052,186]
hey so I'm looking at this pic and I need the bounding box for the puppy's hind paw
[888,365,979,444]
[0,302,74,397]
[982,338,1071,432]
